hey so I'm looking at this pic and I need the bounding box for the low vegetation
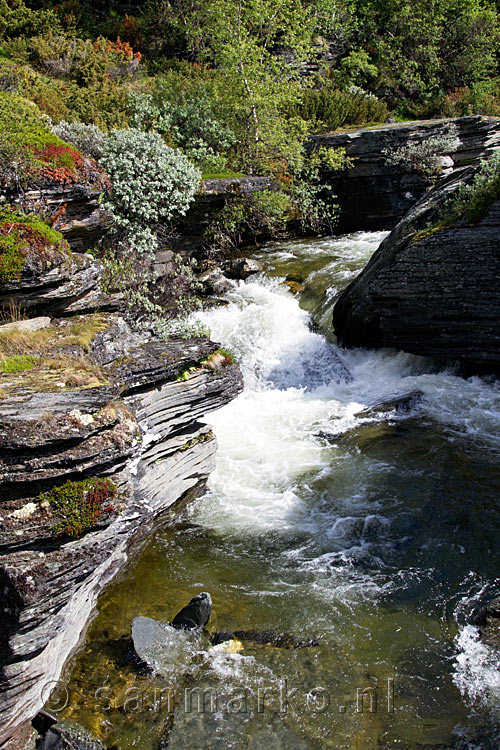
[39,477,117,538]
[0,206,69,282]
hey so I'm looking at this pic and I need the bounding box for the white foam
[454,625,500,712]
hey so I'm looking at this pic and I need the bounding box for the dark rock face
[312,115,500,233]
[333,165,500,372]
[171,592,212,630]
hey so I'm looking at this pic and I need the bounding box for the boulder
[171,592,212,630]
[223,258,262,280]
[0,316,50,332]
[333,165,500,372]
[354,390,423,417]
[38,722,105,750]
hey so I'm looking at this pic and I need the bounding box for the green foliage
[383,124,459,178]
[39,477,117,538]
[0,0,63,40]
[335,50,379,89]
[0,354,36,372]
[52,120,107,159]
[442,151,500,223]
[354,0,500,102]
[295,84,389,131]
[0,206,68,282]
[0,90,61,149]
[100,128,201,233]
[129,68,236,171]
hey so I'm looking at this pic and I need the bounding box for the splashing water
[60,232,500,750]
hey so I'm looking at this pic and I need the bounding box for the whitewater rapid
[191,232,500,736]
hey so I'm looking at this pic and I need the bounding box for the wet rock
[470,596,500,648]
[198,267,235,295]
[131,616,199,679]
[333,163,500,372]
[224,258,262,280]
[171,592,212,630]
[354,390,423,417]
[38,721,105,750]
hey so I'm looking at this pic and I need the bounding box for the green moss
[0,91,66,150]
[39,477,117,538]
[411,222,447,244]
[1,354,37,372]
[0,206,69,282]
[202,171,245,180]
[178,430,214,452]
[0,207,66,246]
[175,364,199,382]
[0,234,25,282]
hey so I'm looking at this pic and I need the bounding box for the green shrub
[295,84,389,131]
[100,128,201,235]
[0,0,63,39]
[129,73,236,170]
[39,477,117,538]
[382,124,459,178]
[442,151,500,224]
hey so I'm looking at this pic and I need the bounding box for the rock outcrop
[312,115,500,233]
[0,317,243,747]
[0,171,246,747]
[332,165,500,372]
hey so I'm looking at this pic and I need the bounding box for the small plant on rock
[40,477,117,538]
[382,124,459,179]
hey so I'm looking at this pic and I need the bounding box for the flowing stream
[58,232,500,749]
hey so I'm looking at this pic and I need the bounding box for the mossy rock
[0,206,70,283]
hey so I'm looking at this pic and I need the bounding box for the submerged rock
[354,390,423,417]
[38,721,105,750]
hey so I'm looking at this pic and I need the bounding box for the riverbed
[56,232,500,749]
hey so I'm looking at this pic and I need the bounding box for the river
[56,232,500,749]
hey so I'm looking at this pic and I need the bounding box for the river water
[57,232,500,749]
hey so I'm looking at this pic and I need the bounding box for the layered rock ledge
[0,316,243,748]
[332,166,500,372]
[312,115,500,232]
